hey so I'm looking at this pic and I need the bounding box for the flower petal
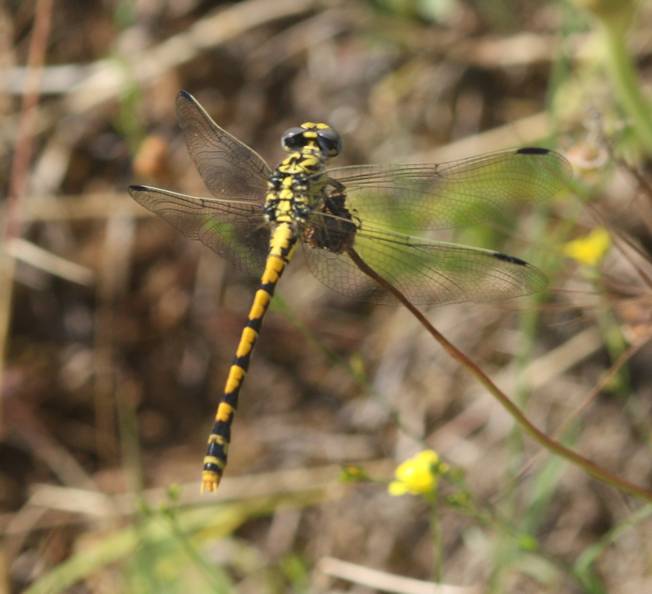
[563,228,611,266]
[388,481,409,496]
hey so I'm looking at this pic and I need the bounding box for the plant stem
[429,497,443,584]
[347,248,652,502]
[601,19,652,154]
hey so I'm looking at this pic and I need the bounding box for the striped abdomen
[201,223,297,493]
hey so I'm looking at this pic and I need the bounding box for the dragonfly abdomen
[201,223,298,493]
[202,121,341,492]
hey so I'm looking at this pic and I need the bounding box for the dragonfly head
[281,122,341,157]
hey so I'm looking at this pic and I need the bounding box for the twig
[0,0,53,433]
[558,335,649,432]
[517,334,651,480]
[5,398,96,490]
[428,326,604,460]
[619,158,652,205]
[588,203,652,289]
[347,248,652,502]
[4,0,53,236]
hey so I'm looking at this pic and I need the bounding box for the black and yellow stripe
[200,120,336,492]
[201,223,298,492]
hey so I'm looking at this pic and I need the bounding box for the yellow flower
[563,227,611,266]
[388,450,447,496]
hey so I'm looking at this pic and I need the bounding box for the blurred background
[2,0,652,592]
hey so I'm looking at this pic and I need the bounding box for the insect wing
[129,185,269,274]
[176,90,271,201]
[325,148,571,233]
[303,219,546,305]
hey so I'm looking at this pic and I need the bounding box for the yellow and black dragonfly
[129,90,570,492]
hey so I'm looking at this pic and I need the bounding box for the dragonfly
[129,90,571,492]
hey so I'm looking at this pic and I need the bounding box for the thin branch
[347,248,652,502]
[518,334,651,480]
[0,0,54,433]
[4,0,53,238]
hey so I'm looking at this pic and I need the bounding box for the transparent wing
[129,184,269,274]
[302,217,546,305]
[176,90,271,201]
[325,148,571,233]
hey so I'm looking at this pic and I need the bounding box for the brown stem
[347,247,652,502]
[1,0,54,435]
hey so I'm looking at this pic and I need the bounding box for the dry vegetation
[2,0,652,593]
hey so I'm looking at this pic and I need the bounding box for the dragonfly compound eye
[317,128,341,157]
[281,127,308,151]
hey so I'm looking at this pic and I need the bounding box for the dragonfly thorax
[263,168,326,226]
[264,122,340,226]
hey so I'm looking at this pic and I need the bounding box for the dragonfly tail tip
[200,471,222,494]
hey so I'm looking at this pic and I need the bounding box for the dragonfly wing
[176,90,271,201]
[325,148,571,233]
[129,184,269,274]
[302,220,546,305]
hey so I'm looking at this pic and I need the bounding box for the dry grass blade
[411,112,553,162]
[6,1,652,590]
[3,193,145,222]
[318,557,481,594]
[4,0,320,141]
[0,460,395,537]
[6,238,94,285]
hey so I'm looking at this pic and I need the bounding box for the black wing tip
[492,251,528,266]
[516,147,550,156]
[516,146,574,178]
[128,184,149,195]
[177,89,193,101]
[493,251,549,293]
